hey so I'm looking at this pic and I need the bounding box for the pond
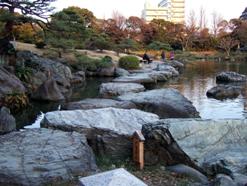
[16,60,247,129]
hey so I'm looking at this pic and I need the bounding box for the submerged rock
[99,82,145,97]
[42,108,159,159]
[62,98,136,110]
[0,107,16,134]
[79,168,147,186]
[0,128,97,186]
[118,88,200,118]
[216,72,246,83]
[206,85,241,100]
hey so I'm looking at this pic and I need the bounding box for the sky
[52,0,246,25]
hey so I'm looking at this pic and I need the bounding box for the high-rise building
[142,0,185,23]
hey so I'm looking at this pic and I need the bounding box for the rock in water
[118,88,200,118]
[115,68,130,77]
[99,83,145,98]
[31,78,65,101]
[0,107,16,134]
[42,108,159,159]
[0,66,26,99]
[0,128,97,186]
[79,168,147,186]
[216,72,246,83]
[62,98,136,110]
[206,85,241,100]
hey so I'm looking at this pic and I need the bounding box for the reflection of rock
[79,168,147,186]
[0,107,16,134]
[42,108,159,159]
[206,85,241,100]
[153,119,247,175]
[0,128,97,186]
[118,88,200,118]
[31,78,65,101]
[62,98,136,110]
[100,82,145,97]
[216,72,246,83]
[0,66,26,99]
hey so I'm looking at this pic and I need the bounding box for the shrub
[73,54,113,71]
[2,93,29,113]
[119,55,139,70]
[35,41,46,49]
[15,65,33,83]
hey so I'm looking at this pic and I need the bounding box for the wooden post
[132,130,145,170]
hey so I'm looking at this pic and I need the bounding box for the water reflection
[157,61,247,119]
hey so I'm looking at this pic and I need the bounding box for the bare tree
[211,11,223,37]
[199,6,207,30]
[111,10,126,31]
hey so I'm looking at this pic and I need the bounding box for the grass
[96,155,194,186]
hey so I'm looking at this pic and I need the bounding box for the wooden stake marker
[132,130,145,170]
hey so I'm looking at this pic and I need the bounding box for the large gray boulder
[17,51,72,93]
[142,122,202,172]
[62,98,137,110]
[31,78,65,101]
[0,107,16,134]
[118,88,200,118]
[216,72,246,83]
[153,119,247,175]
[0,128,97,186]
[42,108,159,159]
[79,168,147,186]
[206,85,241,100]
[17,51,72,80]
[99,82,145,98]
[0,66,26,99]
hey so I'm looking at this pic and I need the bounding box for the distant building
[142,0,185,23]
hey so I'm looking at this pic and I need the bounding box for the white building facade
[142,0,185,23]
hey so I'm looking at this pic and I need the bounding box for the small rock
[0,107,16,134]
[79,168,147,186]
[216,72,246,83]
[206,85,241,100]
[115,68,130,77]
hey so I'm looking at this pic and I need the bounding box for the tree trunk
[4,7,15,40]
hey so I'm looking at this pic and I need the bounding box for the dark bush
[35,41,46,49]
[119,55,139,70]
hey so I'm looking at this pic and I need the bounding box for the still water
[16,60,247,129]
